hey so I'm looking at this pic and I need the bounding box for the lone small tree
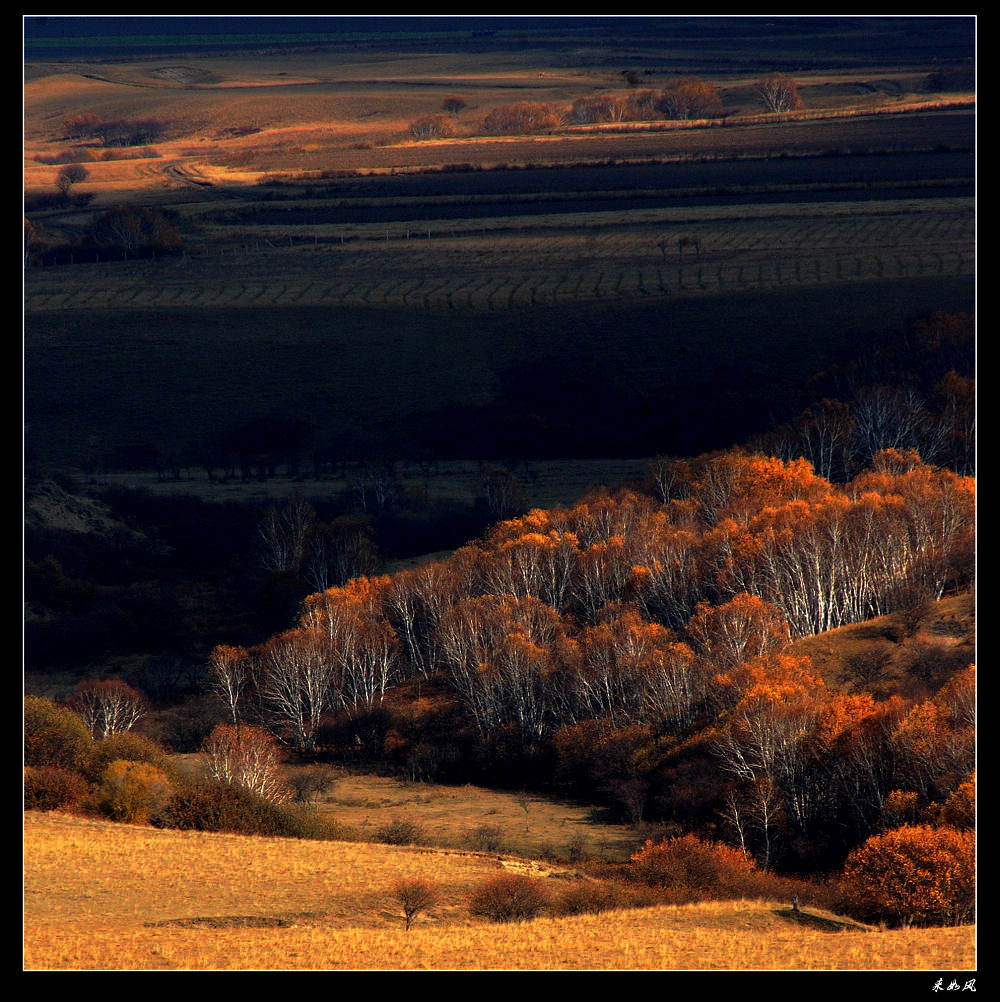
[56,163,89,201]
[755,73,803,113]
[393,878,439,930]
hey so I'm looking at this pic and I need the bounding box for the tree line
[407,73,801,139]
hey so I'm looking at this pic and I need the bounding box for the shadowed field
[25,29,975,476]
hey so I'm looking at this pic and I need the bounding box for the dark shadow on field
[773,907,866,932]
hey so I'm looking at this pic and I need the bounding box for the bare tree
[202,723,291,803]
[68,679,147,739]
[392,878,439,930]
[257,496,316,574]
[755,73,803,113]
[206,644,257,724]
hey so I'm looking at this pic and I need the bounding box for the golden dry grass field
[23,812,975,971]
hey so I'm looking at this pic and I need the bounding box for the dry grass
[304,772,640,861]
[791,593,975,698]
[24,812,974,971]
[24,43,974,198]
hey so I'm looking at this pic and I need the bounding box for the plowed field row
[25,198,973,314]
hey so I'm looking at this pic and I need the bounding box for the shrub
[376,817,425,846]
[469,872,551,923]
[393,878,439,930]
[24,766,89,812]
[408,114,457,140]
[156,781,335,839]
[840,824,975,927]
[96,760,173,824]
[467,823,506,853]
[552,880,625,916]
[85,731,175,785]
[630,833,760,899]
[24,696,93,771]
[481,102,561,135]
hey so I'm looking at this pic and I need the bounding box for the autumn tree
[207,644,256,724]
[68,679,147,740]
[80,205,181,257]
[442,95,467,114]
[755,73,803,112]
[408,114,457,140]
[569,95,630,124]
[55,163,89,200]
[657,78,722,120]
[840,824,974,927]
[299,577,402,715]
[202,723,291,804]
[685,593,790,672]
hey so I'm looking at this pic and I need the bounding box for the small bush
[467,823,506,853]
[552,880,625,916]
[469,873,551,923]
[287,765,338,805]
[24,766,89,813]
[85,731,175,785]
[96,760,173,824]
[408,114,457,140]
[376,817,425,846]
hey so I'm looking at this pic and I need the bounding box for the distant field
[23,812,975,971]
[24,27,975,476]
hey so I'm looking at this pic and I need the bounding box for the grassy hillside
[23,812,974,971]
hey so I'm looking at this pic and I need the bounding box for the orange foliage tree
[840,824,974,927]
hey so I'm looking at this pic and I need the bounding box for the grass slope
[23,812,974,971]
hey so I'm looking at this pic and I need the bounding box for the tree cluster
[202,447,973,876]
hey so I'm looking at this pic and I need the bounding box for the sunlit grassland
[24,813,974,971]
